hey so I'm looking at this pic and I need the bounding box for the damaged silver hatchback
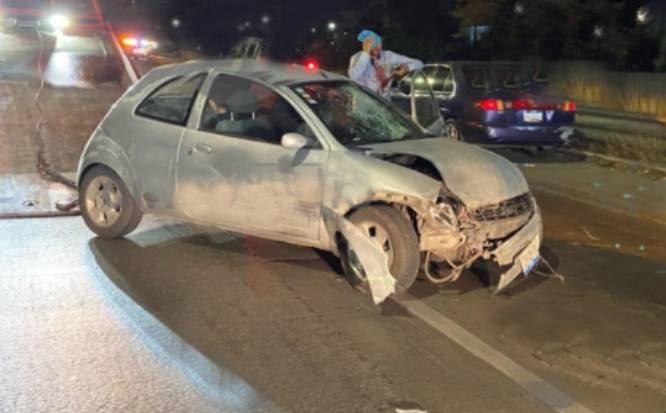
[77,59,543,300]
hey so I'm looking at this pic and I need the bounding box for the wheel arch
[77,131,145,209]
[78,161,145,212]
[328,193,431,256]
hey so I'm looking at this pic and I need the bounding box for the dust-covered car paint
[77,59,543,302]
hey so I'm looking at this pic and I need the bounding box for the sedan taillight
[477,98,504,111]
[562,100,577,112]
[511,99,534,110]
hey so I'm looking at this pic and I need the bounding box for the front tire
[339,205,420,295]
[79,165,143,238]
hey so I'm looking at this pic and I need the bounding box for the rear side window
[136,74,206,126]
[530,65,549,83]
[462,66,490,89]
[427,66,454,93]
[495,67,521,88]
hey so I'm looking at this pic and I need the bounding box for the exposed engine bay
[364,152,543,295]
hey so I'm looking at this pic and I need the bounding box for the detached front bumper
[492,206,543,293]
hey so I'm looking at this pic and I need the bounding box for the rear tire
[445,119,463,141]
[339,205,420,295]
[79,165,143,239]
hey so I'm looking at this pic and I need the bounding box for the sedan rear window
[462,66,493,90]
[136,74,205,126]
[495,66,528,88]
[463,63,548,89]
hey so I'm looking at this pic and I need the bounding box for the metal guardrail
[578,106,664,125]
[575,106,666,141]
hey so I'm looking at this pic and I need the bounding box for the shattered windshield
[291,81,428,147]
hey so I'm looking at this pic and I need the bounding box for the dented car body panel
[363,139,529,209]
[78,59,543,297]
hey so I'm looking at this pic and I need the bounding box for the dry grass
[621,88,666,118]
[590,133,666,166]
[553,64,666,120]
[561,76,607,107]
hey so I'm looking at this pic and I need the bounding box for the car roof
[154,58,346,87]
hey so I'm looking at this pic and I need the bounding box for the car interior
[201,75,315,145]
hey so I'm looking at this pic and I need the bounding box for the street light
[327,21,337,32]
[261,15,270,24]
[48,14,71,31]
[514,2,525,15]
[593,24,604,39]
[637,7,650,25]
[310,27,317,34]
[171,18,181,29]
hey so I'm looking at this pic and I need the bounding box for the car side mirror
[281,133,311,150]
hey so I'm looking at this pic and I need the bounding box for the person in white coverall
[348,29,424,99]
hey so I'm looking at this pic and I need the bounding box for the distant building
[465,25,490,45]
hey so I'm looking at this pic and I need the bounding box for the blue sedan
[417,61,576,147]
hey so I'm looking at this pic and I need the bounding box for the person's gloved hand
[393,64,409,79]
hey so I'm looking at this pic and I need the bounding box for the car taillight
[304,59,319,72]
[511,99,533,110]
[562,100,576,112]
[477,99,504,111]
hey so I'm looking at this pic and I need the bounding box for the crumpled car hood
[366,138,529,208]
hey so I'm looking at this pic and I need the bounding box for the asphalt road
[0,29,120,87]
[2,156,666,413]
[2,27,666,413]
[0,29,123,217]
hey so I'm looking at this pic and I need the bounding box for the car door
[175,73,327,244]
[427,65,456,118]
[390,76,413,115]
[130,72,206,214]
[410,71,445,135]
[390,71,444,135]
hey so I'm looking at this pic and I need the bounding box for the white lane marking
[398,298,596,413]
[531,184,666,228]
[105,22,139,84]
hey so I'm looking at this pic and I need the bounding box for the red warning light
[304,59,319,72]
[121,37,138,47]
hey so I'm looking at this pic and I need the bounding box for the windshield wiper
[400,132,433,141]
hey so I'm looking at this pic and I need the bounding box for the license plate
[523,110,543,123]
[519,235,541,275]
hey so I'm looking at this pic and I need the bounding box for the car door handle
[192,143,213,155]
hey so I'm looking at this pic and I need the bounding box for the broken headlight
[430,195,462,228]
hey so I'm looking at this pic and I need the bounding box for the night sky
[103,0,371,56]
